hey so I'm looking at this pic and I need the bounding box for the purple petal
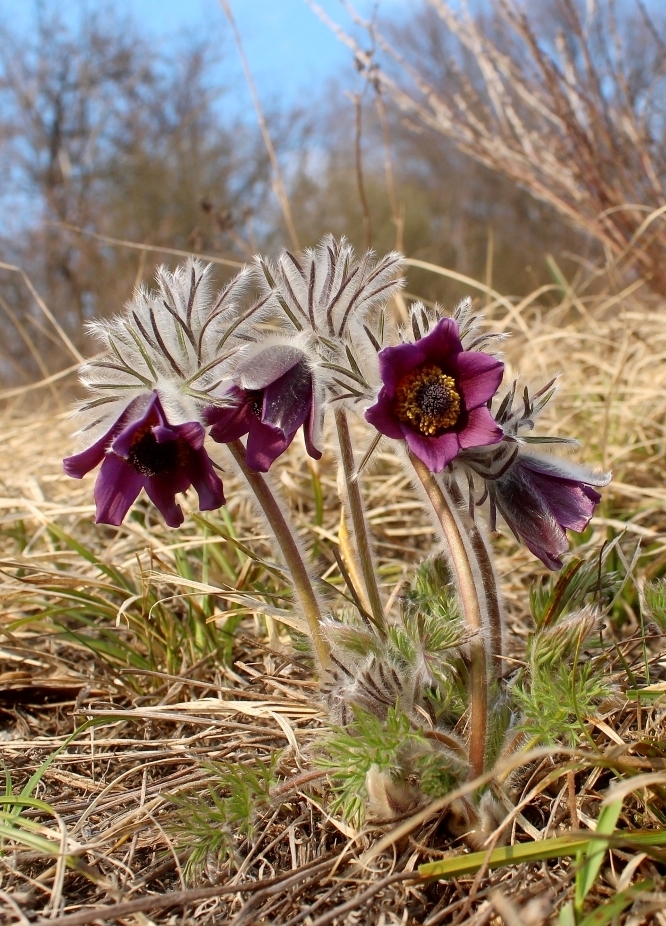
[304,406,323,461]
[523,536,567,571]
[457,406,504,450]
[583,485,603,505]
[532,476,599,532]
[144,476,185,528]
[405,429,460,472]
[63,405,133,478]
[68,390,224,528]
[518,456,603,532]
[261,361,312,436]
[364,390,406,439]
[112,394,162,458]
[94,454,144,526]
[304,382,324,461]
[64,430,114,479]
[522,455,611,488]
[419,318,464,366]
[377,340,428,395]
[453,353,504,410]
[494,470,568,569]
[185,448,226,511]
[154,420,205,449]
[304,426,323,461]
[245,416,294,472]
[206,403,254,444]
[150,424,179,443]
[494,457,602,569]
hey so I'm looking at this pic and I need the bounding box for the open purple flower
[205,345,322,472]
[64,393,225,528]
[365,318,504,472]
[491,453,609,570]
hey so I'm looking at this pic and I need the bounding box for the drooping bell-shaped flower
[64,392,225,527]
[365,317,504,472]
[489,453,609,570]
[459,380,611,569]
[63,259,249,526]
[205,343,322,472]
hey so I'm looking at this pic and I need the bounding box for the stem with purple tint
[408,451,488,780]
[227,440,330,672]
[447,479,503,678]
[334,408,387,636]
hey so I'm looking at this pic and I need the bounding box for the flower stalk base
[227,440,331,672]
[447,478,504,678]
[334,408,387,636]
[408,450,489,780]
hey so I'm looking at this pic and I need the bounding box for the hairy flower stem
[408,451,488,780]
[447,480,503,679]
[227,441,331,672]
[334,408,387,636]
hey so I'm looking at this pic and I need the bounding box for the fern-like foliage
[316,559,482,828]
[323,557,469,725]
[530,555,618,630]
[513,659,611,746]
[317,706,465,828]
[168,756,279,878]
[513,605,612,745]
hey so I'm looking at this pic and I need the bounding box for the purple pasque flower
[205,344,322,473]
[64,392,225,528]
[490,453,609,570]
[365,317,504,472]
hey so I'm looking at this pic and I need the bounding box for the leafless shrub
[319,0,666,293]
[0,4,276,372]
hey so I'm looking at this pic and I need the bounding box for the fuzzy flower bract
[75,259,250,429]
[254,235,404,339]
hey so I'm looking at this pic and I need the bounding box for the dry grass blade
[54,222,246,270]
[0,261,84,364]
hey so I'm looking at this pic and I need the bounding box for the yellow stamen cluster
[394,364,461,436]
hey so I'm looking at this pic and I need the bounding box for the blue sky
[133,0,357,104]
[2,0,389,113]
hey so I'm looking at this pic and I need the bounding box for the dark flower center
[394,364,461,436]
[128,431,182,477]
[247,390,264,419]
